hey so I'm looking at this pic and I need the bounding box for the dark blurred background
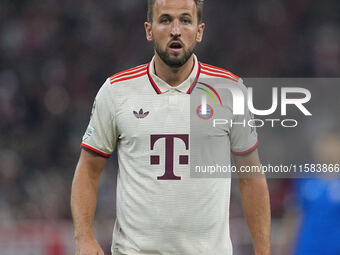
[0,0,340,254]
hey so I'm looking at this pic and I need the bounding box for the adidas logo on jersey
[133,108,149,119]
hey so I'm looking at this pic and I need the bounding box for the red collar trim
[147,62,162,94]
[147,61,201,95]
[186,62,201,94]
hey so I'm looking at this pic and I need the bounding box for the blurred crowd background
[0,0,340,254]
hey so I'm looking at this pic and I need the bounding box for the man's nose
[170,20,181,37]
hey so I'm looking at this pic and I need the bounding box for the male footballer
[71,0,271,254]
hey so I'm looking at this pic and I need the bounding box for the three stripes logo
[133,108,149,119]
[196,82,223,120]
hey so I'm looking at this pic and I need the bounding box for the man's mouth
[169,41,183,50]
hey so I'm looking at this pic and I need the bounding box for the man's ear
[196,23,205,43]
[144,22,153,42]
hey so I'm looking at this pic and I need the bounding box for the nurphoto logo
[197,83,312,128]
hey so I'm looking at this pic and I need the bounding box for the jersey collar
[147,54,201,94]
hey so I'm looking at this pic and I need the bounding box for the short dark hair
[147,0,204,23]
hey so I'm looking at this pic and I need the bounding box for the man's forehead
[153,0,197,16]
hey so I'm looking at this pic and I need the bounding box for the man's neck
[153,54,195,87]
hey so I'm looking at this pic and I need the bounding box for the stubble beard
[154,40,196,68]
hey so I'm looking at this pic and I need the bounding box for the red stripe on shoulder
[110,66,147,82]
[201,70,239,82]
[200,63,239,79]
[201,66,238,79]
[110,71,147,84]
[109,64,147,80]
[81,143,111,158]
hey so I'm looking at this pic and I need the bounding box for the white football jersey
[81,55,258,255]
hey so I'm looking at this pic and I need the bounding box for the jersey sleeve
[81,79,117,157]
[230,78,258,155]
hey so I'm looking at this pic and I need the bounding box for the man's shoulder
[108,63,148,85]
[199,62,240,83]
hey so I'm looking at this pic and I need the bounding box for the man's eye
[161,18,170,24]
[182,19,191,24]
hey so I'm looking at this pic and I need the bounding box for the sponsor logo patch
[133,108,149,119]
[85,127,94,136]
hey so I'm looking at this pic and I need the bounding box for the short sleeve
[230,78,258,155]
[81,79,117,157]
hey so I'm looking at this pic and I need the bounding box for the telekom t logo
[150,134,189,180]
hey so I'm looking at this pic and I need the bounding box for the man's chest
[115,93,190,141]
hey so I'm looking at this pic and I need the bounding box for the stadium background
[1,0,340,254]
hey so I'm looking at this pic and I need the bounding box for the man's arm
[71,148,107,255]
[234,149,271,255]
